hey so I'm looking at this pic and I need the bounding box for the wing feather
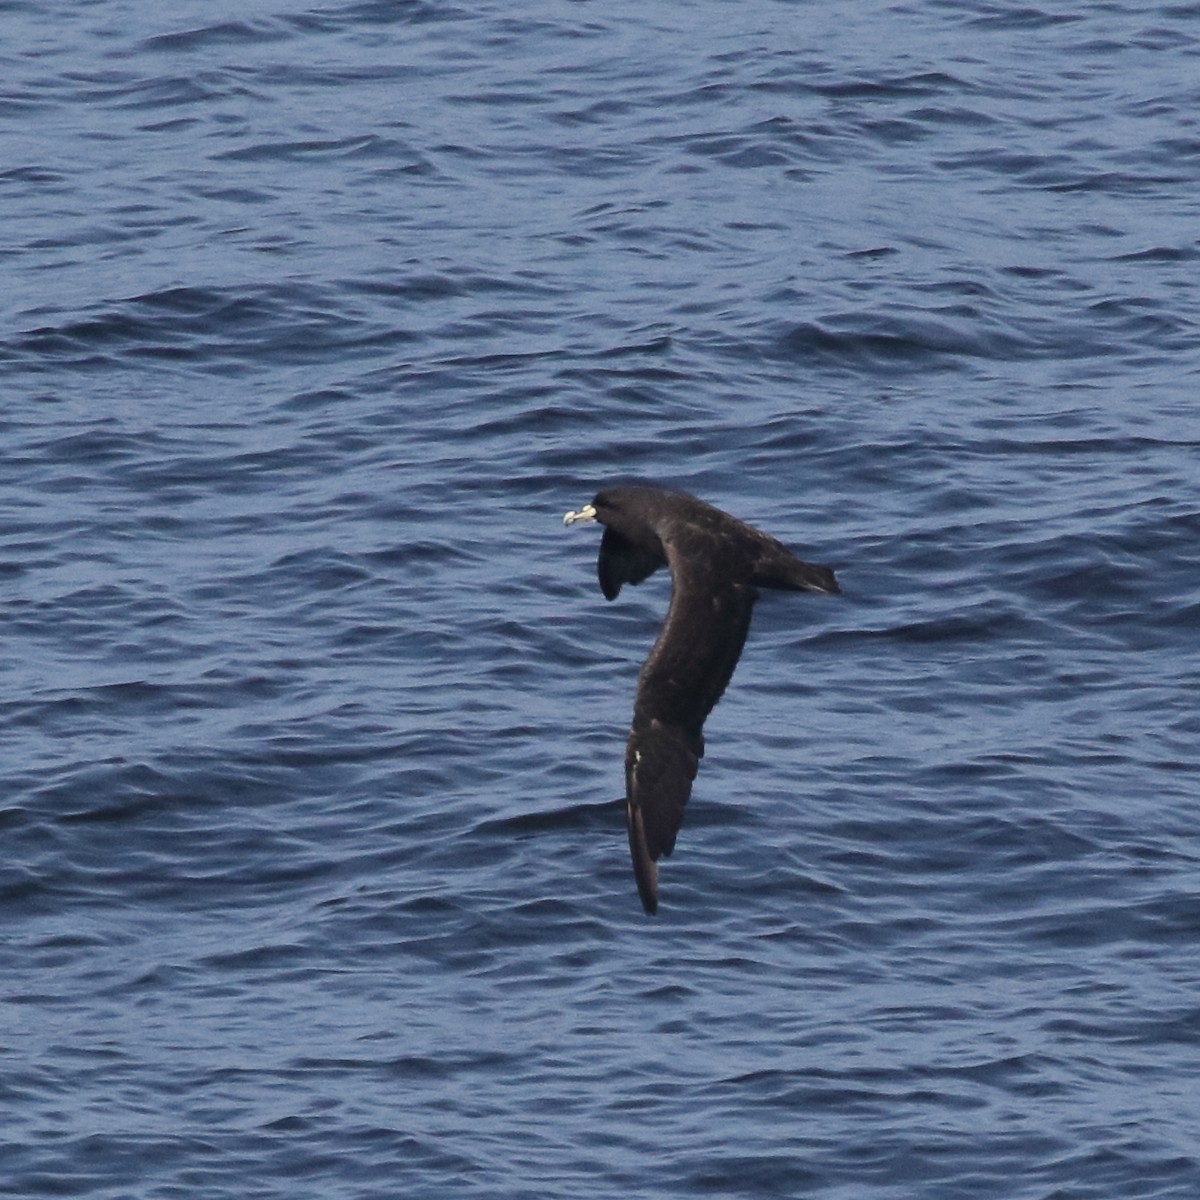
[623,564,757,913]
[597,527,665,600]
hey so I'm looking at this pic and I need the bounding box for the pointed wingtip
[639,874,659,916]
[626,800,659,916]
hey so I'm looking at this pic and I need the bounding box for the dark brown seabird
[564,483,840,915]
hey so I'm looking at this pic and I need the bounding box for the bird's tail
[755,548,841,595]
[787,558,840,595]
[627,800,659,915]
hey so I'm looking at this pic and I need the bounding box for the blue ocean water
[3,0,1199,1196]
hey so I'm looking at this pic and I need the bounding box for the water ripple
[3,0,1200,1197]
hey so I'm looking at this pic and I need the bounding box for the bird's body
[564,484,839,914]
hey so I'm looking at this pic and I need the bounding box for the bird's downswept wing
[624,569,757,914]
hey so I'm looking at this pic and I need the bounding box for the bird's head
[564,485,676,532]
[562,489,624,528]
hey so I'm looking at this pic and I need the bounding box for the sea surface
[3,1,1200,1196]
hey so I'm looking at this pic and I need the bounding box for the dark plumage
[564,483,840,915]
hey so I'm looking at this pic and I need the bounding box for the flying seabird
[564,483,840,915]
